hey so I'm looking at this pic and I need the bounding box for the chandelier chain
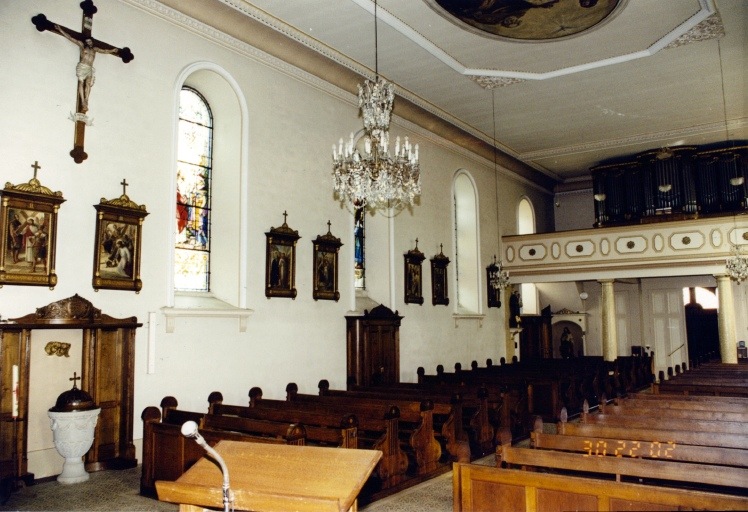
[331,0,421,211]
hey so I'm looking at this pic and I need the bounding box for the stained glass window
[354,206,365,288]
[175,87,213,292]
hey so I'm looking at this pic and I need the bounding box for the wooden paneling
[0,295,140,501]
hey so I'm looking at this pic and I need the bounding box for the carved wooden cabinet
[1,295,140,498]
[346,304,402,387]
[519,310,553,361]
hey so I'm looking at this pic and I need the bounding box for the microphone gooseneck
[181,421,234,512]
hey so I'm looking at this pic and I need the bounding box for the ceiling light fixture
[488,254,510,291]
[332,0,421,212]
[489,89,509,292]
[717,38,748,283]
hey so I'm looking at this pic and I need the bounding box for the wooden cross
[30,161,41,180]
[69,372,82,388]
[32,1,134,164]
[282,210,288,225]
[327,220,332,233]
[120,178,129,196]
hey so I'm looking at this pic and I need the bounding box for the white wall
[554,188,595,232]
[1,0,549,478]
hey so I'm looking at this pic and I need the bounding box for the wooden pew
[655,379,748,397]
[140,396,305,497]
[654,364,748,396]
[315,380,470,463]
[364,375,529,450]
[208,392,357,448]
[580,411,748,435]
[531,419,748,468]
[619,393,748,413]
[496,440,748,490]
[239,387,409,489]
[557,417,748,450]
[453,463,748,511]
[418,363,556,426]
[285,381,444,475]
[601,401,748,422]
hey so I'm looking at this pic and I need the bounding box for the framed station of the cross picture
[0,178,65,288]
[404,240,425,305]
[265,212,300,299]
[92,192,148,292]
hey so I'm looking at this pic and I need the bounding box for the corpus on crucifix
[32,1,133,164]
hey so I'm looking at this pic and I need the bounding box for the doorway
[683,287,720,364]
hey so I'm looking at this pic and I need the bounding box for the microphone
[181,421,234,512]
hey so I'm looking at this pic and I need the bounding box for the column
[715,274,738,364]
[600,280,618,361]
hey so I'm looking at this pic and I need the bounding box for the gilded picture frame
[0,177,65,288]
[430,245,450,306]
[312,222,342,301]
[92,187,148,292]
[265,212,299,299]
[404,240,425,305]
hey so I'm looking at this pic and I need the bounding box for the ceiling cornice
[133,0,557,191]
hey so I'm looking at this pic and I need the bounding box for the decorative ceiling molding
[122,0,557,191]
[664,12,724,49]
[350,0,716,81]
[470,76,525,90]
[521,118,748,162]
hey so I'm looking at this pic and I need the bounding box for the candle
[12,364,19,419]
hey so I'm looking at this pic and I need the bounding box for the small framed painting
[0,175,66,288]
[430,244,450,306]
[312,221,342,301]
[265,211,300,299]
[404,239,425,305]
[92,182,148,292]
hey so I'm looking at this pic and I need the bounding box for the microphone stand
[181,421,234,512]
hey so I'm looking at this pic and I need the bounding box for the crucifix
[120,178,129,197]
[32,1,134,164]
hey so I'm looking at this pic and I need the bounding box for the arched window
[453,171,480,313]
[354,206,365,289]
[164,65,249,332]
[175,87,213,291]
[517,197,538,314]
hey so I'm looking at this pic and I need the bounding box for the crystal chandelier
[726,242,748,284]
[488,91,509,293]
[332,1,421,211]
[717,38,748,284]
[488,255,510,290]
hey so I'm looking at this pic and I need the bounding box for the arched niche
[551,309,587,358]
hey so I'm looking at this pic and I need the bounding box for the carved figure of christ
[32,1,133,163]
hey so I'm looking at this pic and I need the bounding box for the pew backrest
[453,463,748,512]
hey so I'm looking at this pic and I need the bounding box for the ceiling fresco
[431,0,621,41]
